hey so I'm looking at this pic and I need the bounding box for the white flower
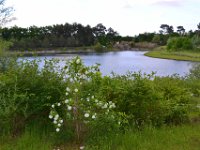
[67,106,72,111]
[87,98,90,102]
[54,115,59,120]
[102,103,108,109]
[98,102,103,106]
[80,146,85,150]
[76,59,80,64]
[92,115,96,119]
[85,71,89,74]
[65,99,69,103]
[57,103,61,106]
[66,87,70,92]
[56,128,60,132]
[51,104,55,108]
[111,103,116,108]
[74,89,78,93]
[49,115,53,119]
[66,92,69,96]
[70,78,73,82]
[58,123,61,127]
[91,96,94,99]
[59,120,63,123]
[95,99,98,103]
[84,113,89,118]
[53,120,57,124]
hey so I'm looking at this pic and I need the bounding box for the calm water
[21,51,199,76]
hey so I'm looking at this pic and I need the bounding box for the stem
[73,95,81,148]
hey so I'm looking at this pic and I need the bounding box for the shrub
[167,37,193,51]
[0,58,67,135]
[192,35,200,49]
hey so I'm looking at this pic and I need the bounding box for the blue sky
[5,0,200,36]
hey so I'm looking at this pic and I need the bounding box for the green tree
[177,26,185,36]
[160,24,174,34]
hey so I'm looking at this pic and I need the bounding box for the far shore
[9,47,150,57]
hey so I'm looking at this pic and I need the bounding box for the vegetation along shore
[0,1,200,149]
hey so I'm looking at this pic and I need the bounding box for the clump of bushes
[167,37,193,51]
[0,57,197,146]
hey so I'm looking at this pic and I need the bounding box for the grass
[87,124,200,150]
[145,46,200,62]
[1,123,200,150]
[0,122,77,150]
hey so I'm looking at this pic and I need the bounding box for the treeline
[0,23,130,50]
[136,23,200,51]
[1,22,200,50]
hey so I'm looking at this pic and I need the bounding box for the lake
[21,51,199,76]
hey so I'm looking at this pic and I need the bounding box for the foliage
[0,39,14,72]
[192,35,200,49]
[48,57,120,145]
[186,64,200,96]
[167,37,193,51]
[0,58,67,136]
[0,23,118,50]
[0,56,197,148]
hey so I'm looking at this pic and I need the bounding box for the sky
[5,0,200,36]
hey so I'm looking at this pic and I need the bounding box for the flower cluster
[49,109,63,132]
[48,56,117,132]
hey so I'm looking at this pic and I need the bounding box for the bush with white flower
[48,56,120,143]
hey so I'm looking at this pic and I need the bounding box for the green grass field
[87,124,200,150]
[1,123,200,150]
[145,46,200,62]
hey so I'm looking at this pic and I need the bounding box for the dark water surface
[21,51,198,76]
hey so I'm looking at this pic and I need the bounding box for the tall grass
[0,126,53,150]
[86,124,200,150]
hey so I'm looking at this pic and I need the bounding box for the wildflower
[65,99,69,103]
[67,106,72,111]
[66,92,69,96]
[92,115,96,119]
[51,104,55,108]
[66,87,70,92]
[59,120,63,123]
[53,120,57,124]
[74,88,78,93]
[102,103,108,109]
[87,97,90,102]
[76,59,80,64]
[54,115,59,120]
[97,101,103,106]
[84,113,89,118]
[56,128,60,132]
[91,95,94,99]
[111,103,116,108]
[58,123,61,127]
[57,103,61,106]
[80,146,85,150]
[95,99,98,103]
[70,78,73,82]
[49,115,53,119]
